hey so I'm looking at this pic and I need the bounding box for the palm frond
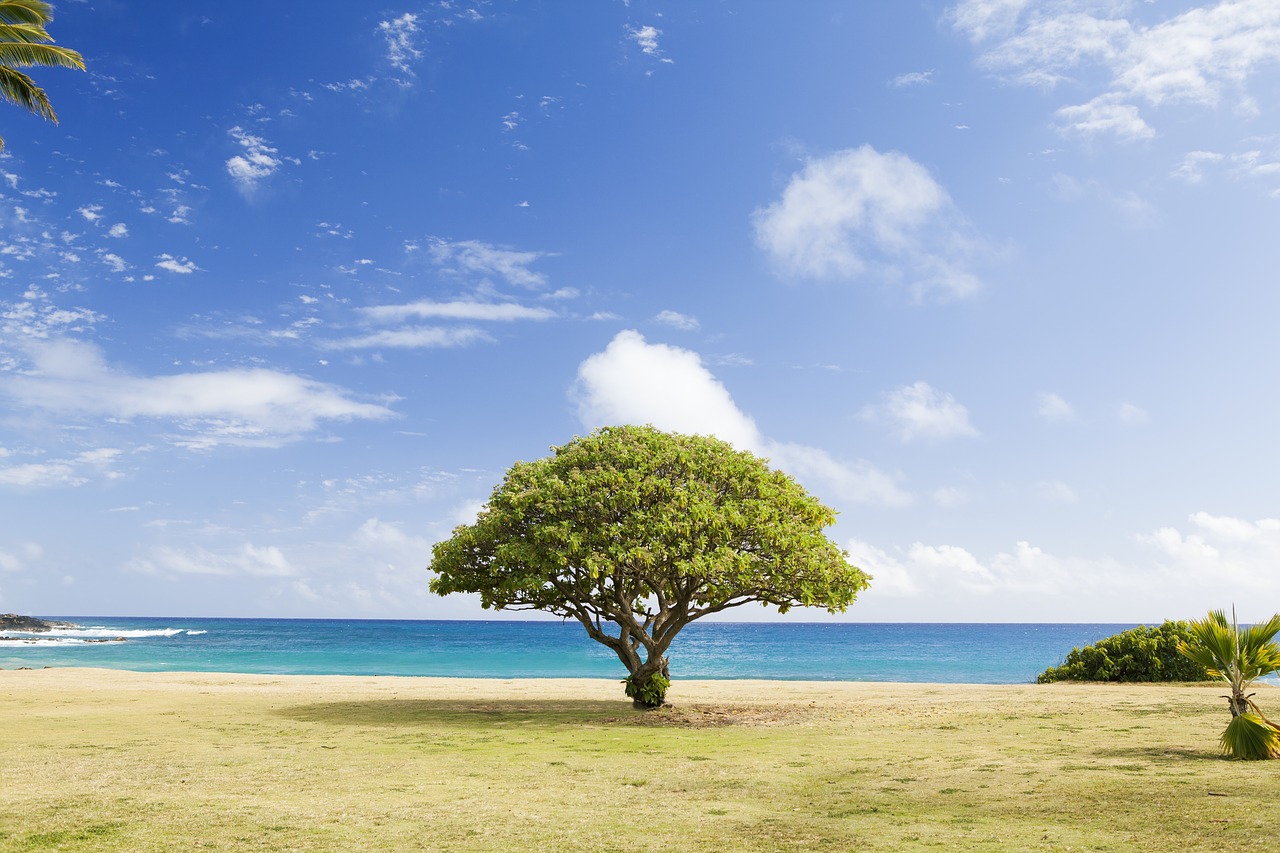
[0,41,84,71]
[0,62,52,119]
[1220,712,1280,760]
[0,1,53,27]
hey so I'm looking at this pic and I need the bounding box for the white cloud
[77,204,102,222]
[128,543,295,577]
[1036,391,1076,422]
[866,381,978,442]
[155,254,198,274]
[1117,402,1149,424]
[891,70,935,87]
[752,146,981,300]
[653,309,699,331]
[226,126,284,194]
[324,327,490,350]
[0,541,41,572]
[628,24,672,63]
[1036,479,1078,503]
[0,448,121,489]
[358,300,555,323]
[107,223,128,238]
[1054,95,1153,140]
[1138,512,1280,604]
[418,237,552,289]
[954,0,1280,141]
[1172,150,1224,182]
[573,330,911,507]
[378,13,423,76]
[933,486,971,507]
[0,338,394,448]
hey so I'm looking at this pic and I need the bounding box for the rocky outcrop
[0,614,80,633]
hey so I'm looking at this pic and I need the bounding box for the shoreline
[0,665,1228,698]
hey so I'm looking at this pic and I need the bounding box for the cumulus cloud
[952,0,1280,141]
[573,330,910,507]
[1138,512,1280,605]
[155,254,198,274]
[752,146,982,301]
[865,381,978,442]
[414,237,553,289]
[226,126,285,194]
[0,338,394,448]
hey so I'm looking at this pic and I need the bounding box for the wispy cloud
[412,237,554,289]
[378,13,423,77]
[653,310,699,331]
[753,146,982,301]
[0,338,394,449]
[1036,391,1076,422]
[359,300,556,323]
[323,327,490,350]
[891,70,934,87]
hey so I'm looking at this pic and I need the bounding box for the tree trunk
[624,655,670,709]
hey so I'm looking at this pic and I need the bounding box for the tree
[428,425,870,707]
[0,0,84,150]
[1178,608,1280,760]
[1036,621,1208,684]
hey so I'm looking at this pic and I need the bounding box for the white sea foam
[0,626,186,641]
[55,627,186,639]
[185,630,208,636]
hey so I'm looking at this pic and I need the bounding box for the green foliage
[0,0,85,149]
[1036,621,1209,684]
[429,425,869,702]
[1219,712,1280,761]
[1178,608,1280,759]
[623,672,671,708]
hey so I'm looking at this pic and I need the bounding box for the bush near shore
[1037,620,1209,683]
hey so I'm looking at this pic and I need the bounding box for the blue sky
[2,0,1280,622]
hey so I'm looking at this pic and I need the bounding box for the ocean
[0,618,1144,683]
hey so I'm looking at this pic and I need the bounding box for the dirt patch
[600,701,832,727]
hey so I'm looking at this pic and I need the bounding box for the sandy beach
[3,668,1276,851]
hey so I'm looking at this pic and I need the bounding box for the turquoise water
[0,618,1141,683]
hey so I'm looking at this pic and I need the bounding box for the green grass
[0,671,1275,851]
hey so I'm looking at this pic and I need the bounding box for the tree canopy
[0,0,84,150]
[428,425,870,706]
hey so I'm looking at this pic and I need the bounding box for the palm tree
[0,0,84,150]
[1178,608,1280,760]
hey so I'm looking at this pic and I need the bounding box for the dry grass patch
[0,670,1275,851]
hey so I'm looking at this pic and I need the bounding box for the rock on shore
[0,614,80,633]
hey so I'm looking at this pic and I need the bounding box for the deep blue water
[0,618,1140,683]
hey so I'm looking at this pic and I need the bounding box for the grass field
[1,669,1275,851]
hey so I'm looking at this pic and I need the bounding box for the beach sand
[2,668,1275,851]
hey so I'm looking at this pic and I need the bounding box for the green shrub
[1037,621,1210,683]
